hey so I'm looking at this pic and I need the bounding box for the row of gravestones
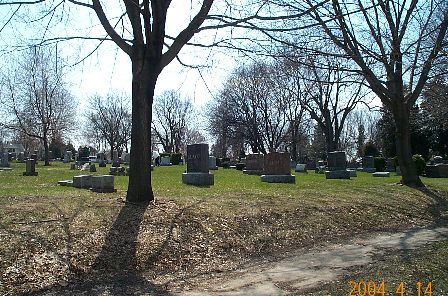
[182,144,296,185]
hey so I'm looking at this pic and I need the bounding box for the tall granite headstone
[23,159,38,176]
[182,144,214,186]
[260,152,295,183]
[386,158,395,172]
[325,151,350,179]
[0,153,10,167]
[209,156,218,170]
[362,156,376,173]
[243,154,264,175]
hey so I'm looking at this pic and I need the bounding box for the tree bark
[126,53,159,203]
[392,103,424,187]
[43,135,50,166]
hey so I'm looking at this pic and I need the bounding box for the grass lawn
[0,161,447,295]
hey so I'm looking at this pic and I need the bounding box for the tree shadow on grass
[28,201,174,296]
[418,186,448,226]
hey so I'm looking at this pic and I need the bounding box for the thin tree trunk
[126,57,157,203]
[43,136,50,166]
[393,105,424,187]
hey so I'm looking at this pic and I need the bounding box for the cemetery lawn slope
[0,162,447,295]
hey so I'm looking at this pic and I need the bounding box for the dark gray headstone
[186,144,209,173]
[327,151,346,171]
[243,154,264,175]
[183,144,214,186]
[23,159,38,176]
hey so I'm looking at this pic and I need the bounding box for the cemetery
[1,153,447,295]
[0,0,447,293]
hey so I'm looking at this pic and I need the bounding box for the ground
[0,162,447,295]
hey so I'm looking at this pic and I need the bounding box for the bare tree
[297,55,369,152]
[300,0,448,186]
[1,0,221,201]
[152,90,193,153]
[84,94,132,158]
[1,46,75,166]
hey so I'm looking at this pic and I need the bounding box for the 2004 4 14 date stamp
[348,280,433,296]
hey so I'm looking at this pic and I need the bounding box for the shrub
[171,153,182,165]
[374,157,386,172]
[412,154,426,175]
[363,142,380,157]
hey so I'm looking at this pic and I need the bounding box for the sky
[0,0,249,146]
[0,0,243,109]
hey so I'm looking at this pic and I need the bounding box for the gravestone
[294,163,307,173]
[63,151,72,163]
[243,154,264,175]
[109,166,126,176]
[347,169,357,177]
[386,158,395,172]
[209,156,218,170]
[315,160,326,174]
[373,172,390,177]
[23,159,38,176]
[160,156,172,166]
[261,152,295,183]
[70,163,77,170]
[182,144,214,186]
[326,151,346,171]
[73,175,92,189]
[396,166,401,176]
[0,153,10,167]
[425,164,448,178]
[98,153,106,167]
[91,175,116,193]
[90,164,97,172]
[362,156,376,173]
[112,150,119,163]
[17,152,25,163]
[433,156,443,164]
[325,151,350,179]
[122,152,130,165]
[58,180,73,186]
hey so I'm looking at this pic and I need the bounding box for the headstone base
[109,167,126,176]
[362,168,376,173]
[425,164,448,178]
[209,166,218,170]
[347,169,357,177]
[99,162,107,167]
[295,164,307,173]
[182,172,214,186]
[373,172,390,177]
[260,174,296,183]
[243,169,263,175]
[23,172,38,176]
[325,170,350,179]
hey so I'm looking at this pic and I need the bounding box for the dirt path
[178,226,448,296]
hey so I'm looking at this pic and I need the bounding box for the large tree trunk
[393,104,424,187]
[126,56,158,203]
